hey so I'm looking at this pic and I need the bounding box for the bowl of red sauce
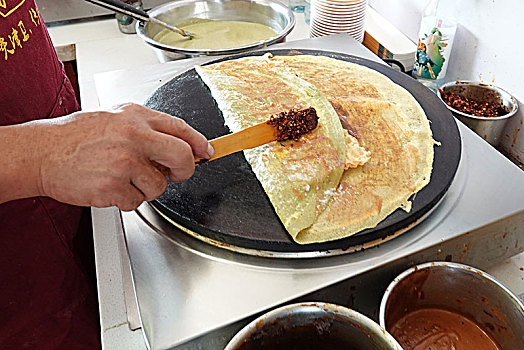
[379,262,524,350]
[226,302,403,350]
[437,81,518,146]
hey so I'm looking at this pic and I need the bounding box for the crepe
[196,54,436,244]
[196,56,348,238]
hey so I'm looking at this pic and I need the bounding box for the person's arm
[0,103,213,211]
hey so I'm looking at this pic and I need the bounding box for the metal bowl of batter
[136,0,295,62]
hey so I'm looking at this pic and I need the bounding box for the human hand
[36,103,213,211]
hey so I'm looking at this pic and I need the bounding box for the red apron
[0,1,101,348]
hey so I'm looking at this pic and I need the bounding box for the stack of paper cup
[310,0,368,42]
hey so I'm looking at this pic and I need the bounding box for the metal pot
[225,302,403,349]
[136,0,295,62]
[437,81,519,147]
[379,262,524,349]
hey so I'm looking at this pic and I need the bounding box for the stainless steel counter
[93,34,524,349]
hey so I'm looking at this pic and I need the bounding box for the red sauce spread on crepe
[267,107,318,141]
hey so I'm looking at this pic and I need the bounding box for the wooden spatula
[155,107,318,175]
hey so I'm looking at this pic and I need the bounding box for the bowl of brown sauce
[437,81,518,146]
[225,302,403,350]
[379,262,524,350]
[136,0,295,62]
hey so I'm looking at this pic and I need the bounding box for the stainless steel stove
[94,35,524,349]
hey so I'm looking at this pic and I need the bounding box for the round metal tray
[144,49,461,256]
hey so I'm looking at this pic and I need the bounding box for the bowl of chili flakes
[437,81,518,146]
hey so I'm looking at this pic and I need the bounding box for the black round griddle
[144,49,461,253]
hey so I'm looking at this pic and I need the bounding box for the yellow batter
[153,18,277,50]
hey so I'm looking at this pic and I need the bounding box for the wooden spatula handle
[196,122,275,163]
[154,121,275,176]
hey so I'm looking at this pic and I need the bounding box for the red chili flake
[439,89,509,118]
[267,107,319,142]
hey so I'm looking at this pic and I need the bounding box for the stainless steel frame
[94,35,524,349]
[119,124,524,348]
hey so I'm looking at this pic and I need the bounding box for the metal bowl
[225,302,403,349]
[437,81,518,146]
[379,262,524,349]
[136,0,295,62]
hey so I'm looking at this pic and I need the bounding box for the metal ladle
[85,0,194,38]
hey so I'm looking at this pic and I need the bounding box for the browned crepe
[196,56,348,238]
[197,55,435,244]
